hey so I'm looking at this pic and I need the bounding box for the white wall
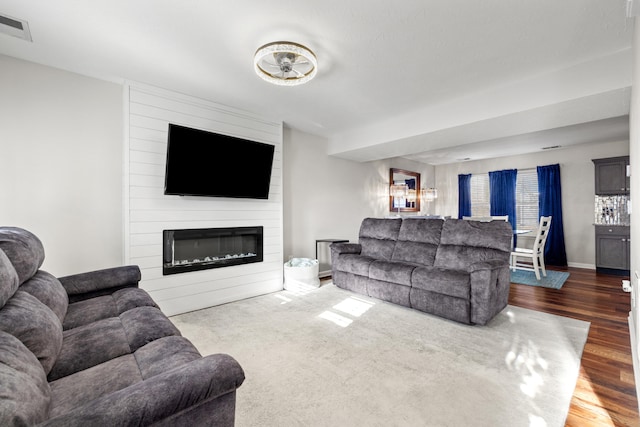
[434,140,629,268]
[283,127,435,261]
[629,17,640,407]
[0,55,123,276]
[125,84,283,316]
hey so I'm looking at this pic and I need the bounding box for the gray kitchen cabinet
[593,156,630,195]
[595,225,630,271]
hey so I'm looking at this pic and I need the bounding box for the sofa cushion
[392,240,439,266]
[20,270,69,323]
[0,330,51,426]
[113,287,159,313]
[334,254,376,276]
[0,250,19,309]
[49,307,182,381]
[50,337,202,419]
[359,217,403,240]
[49,354,142,419]
[134,336,202,379]
[391,218,442,266]
[0,291,62,375]
[433,245,509,272]
[434,219,511,270]
[47,354,244,427]
[120,306,182,352]
[367,278,411,307]
[437,219,512,251]
[359,218,402,260]
[332,271,369,295]
[360,238,397,260]
[0,227,45,285]
[63,296,117,331]
[411,267,470,299]
[369,260,415,286]
[63,288,158,330]
[409,288,471,324]
[397,218,443,245]
[49,317,132,382]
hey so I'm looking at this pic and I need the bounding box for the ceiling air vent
[541,145,561,150]
[0,13,32,42]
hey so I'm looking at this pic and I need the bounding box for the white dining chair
[510,216,552,280]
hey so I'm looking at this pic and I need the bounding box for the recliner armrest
[468,261,511,325]
[330,243,361,256]
[41,354,245,426]
[58,265,141,302]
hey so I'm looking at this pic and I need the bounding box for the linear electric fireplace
[163,226,263,275]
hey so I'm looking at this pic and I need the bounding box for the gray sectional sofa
[0,227,245,426]
[331,217,513,325]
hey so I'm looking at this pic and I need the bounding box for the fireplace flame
[168,252,258,267]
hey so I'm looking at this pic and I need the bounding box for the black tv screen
[164,124,275,199]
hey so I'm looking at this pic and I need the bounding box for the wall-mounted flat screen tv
[164,124,275,199]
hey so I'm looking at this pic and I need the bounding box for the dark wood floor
[509,267,639,426]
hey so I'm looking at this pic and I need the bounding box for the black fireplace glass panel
[163,226,263,275]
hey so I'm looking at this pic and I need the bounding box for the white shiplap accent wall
[124,83,283,316]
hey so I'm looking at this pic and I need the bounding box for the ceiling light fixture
[254,41,317,86]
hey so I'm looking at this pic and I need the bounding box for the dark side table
[316,239,348,278]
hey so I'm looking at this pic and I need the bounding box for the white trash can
[284,258,320,292]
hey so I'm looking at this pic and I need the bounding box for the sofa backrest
[391,218,444,266]
[358,218,402,260]
[434,219,512,270]
[0,227,45,285]
[0,330,52,425]
[0,245,54,424]
[0,227,65,377]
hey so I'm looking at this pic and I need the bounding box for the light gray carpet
[171,284,590,427]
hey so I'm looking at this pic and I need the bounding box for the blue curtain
[405,178,416,190]
[537,164,567,266]
[489,169,517,234]
[458,174,472,219]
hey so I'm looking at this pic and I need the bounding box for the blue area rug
[510,269,569,289]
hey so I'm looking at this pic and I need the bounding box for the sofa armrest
[468,262,511,325]
[58,265,141,302]
[41,354,245,427]
[330,243,361,256]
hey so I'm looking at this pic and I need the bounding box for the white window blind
[468,169,540,228]
[515,169,539,230]
[470,174,490,217]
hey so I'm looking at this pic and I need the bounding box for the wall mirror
[389,168,421,213]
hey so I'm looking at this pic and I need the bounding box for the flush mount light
[254,41,317,86]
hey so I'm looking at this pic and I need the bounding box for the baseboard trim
[628,314,640,414]
[567,262,596,270]
[596,267,631,276]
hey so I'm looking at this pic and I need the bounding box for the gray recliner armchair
[0,227,244,426]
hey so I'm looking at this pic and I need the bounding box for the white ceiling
[0,0,633,164]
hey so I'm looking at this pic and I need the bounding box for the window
[468,169,539,229]
[515,169,539,231]
[470,174,490,217]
